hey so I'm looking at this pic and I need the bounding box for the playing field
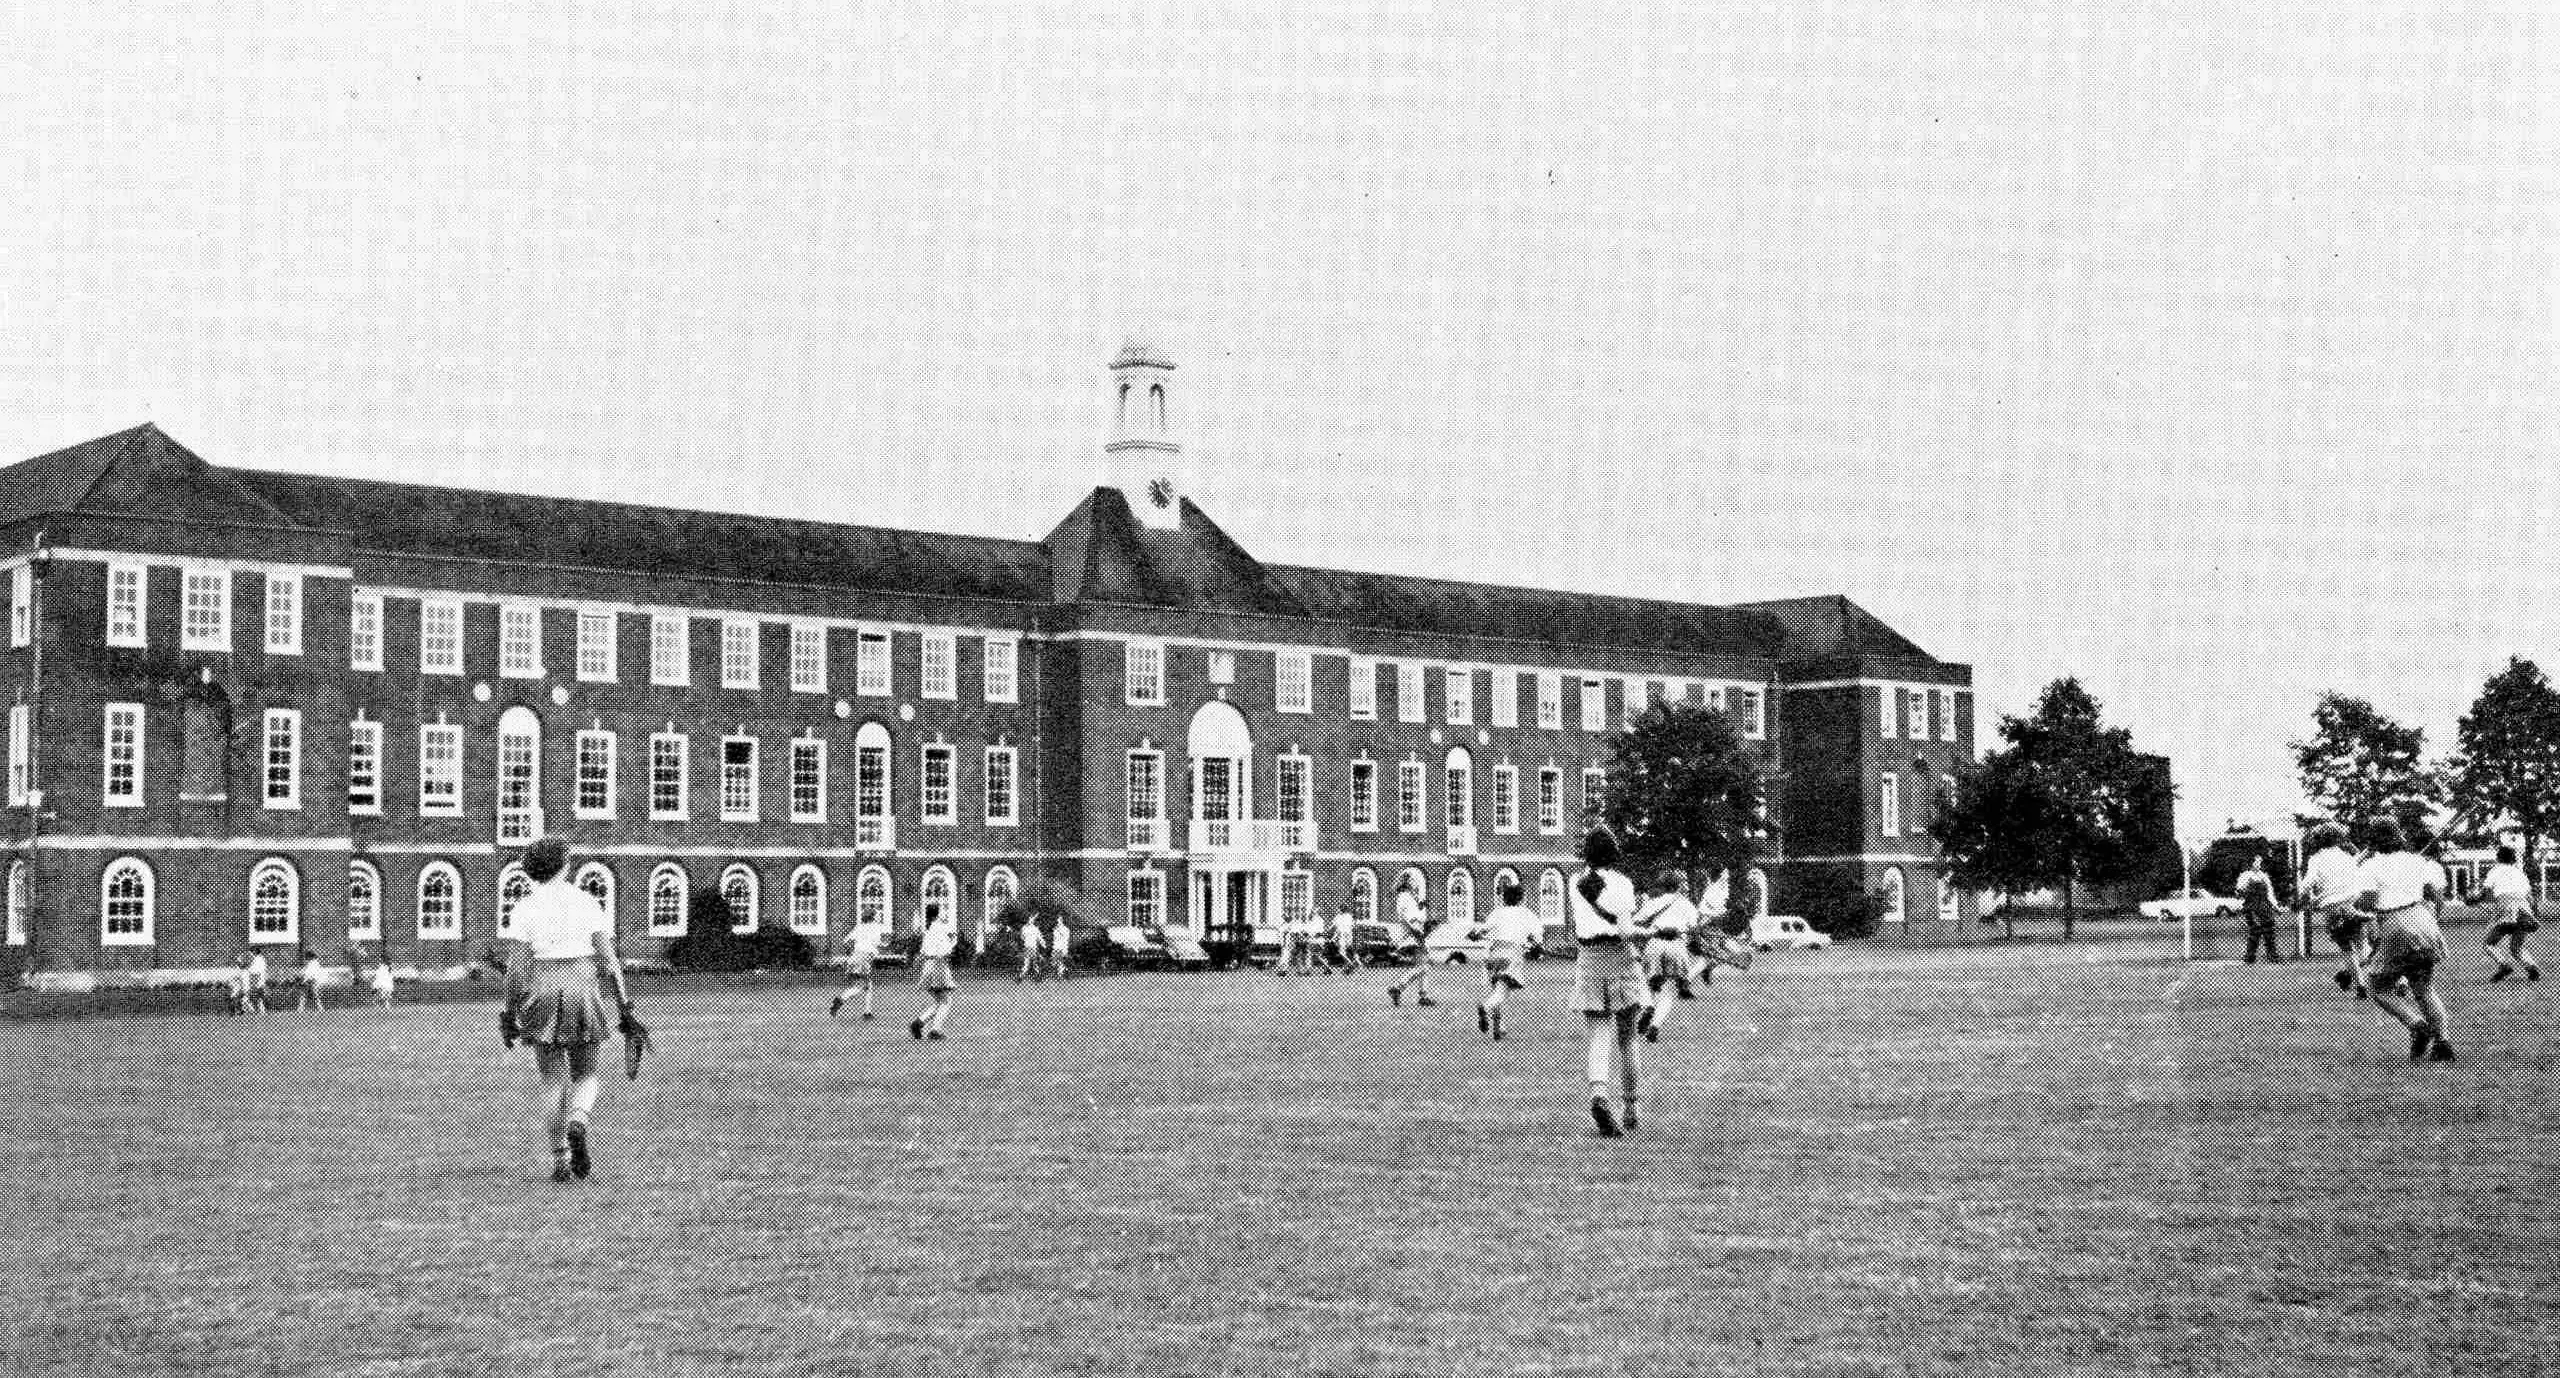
[4,939,2556,1377]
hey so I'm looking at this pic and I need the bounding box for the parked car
[1749,914,1833,951]
[1351,920,1419,964]
[1102,925,1170,969]
[2138,889,2240,922]
[1423,922,1488,965]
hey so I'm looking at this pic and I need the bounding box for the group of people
[227,946,396,1014]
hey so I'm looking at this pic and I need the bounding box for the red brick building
[0,346,1976,989]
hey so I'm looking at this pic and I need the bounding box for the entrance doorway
[1188,868,1266,965]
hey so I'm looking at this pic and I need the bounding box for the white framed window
[1349,868,1378,929]
[1880,686,1899,740]
[721,863,759,934]
[1348,656,1377,720]
[920,743,956,824]
[1348,758,1378,832]
[1396,663,1425,724]
[1276,752,1311,827]
[651,614,690,686]
[575,730,617,820]
[1127,749,1164,827]
[649,732,688,821]
[790,624,826,693]
[790,737,826,823]
[982,636,1018,704]
[264,574,302,655]
[1491,764,1519,833]
[576,610,617,683]
[577,862,614,926]
[181,569,230,651]
[1444,667,1473,726]
[349,592,383,671]
[7,704,25,805]
[347,719,383,815]
[1880,773,1901,838]
[856,630,891,696]
[100,856,154,946]
[984,745,1017,826]
[498,603,541,678]
[720,736,759,822]
[855,725,891,840]
[495,864,534,937]
[418,598,462,675]
[495,707,540,845]
[721,619,760,690]
[919,866,956,932]
[263,709,301,810]
[1733,687,1765,740]
[1537,672,1563,731]
[981,867,1019,951]
[1446,868,1475,932]
[647,864,689,937]
[1938,689,1958,743]
[1622,674,1645,726]
[1205,650,1237,686]
[1580,767,1607,823]
[1491,669,1518,728]
[102,702,143,807]
[4,860,25,944]
[1125,640,1166,705]
[1578,678,1607,733]
[248,857,300,944]
[1127,868,1166,930]
[788,865,827,937]
[1397,759,1426,833]
[106,563,147,647]
[416,862,462,940]
[921,632,956,700]
[1275,650,1312,714]
[1537,766,1563,834]
[418,723,463,816]
[1906,688,1928,740]
[855,865,892,930]
[347,861,381,941]
[1280,868,1314,932]
[1881,867,1907,924]
[1538,869,1567,931]
[7,565,28,647]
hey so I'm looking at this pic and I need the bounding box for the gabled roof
[1736,594,1935,661]
[0,424,307,531]
[1267,564,1789,660]
[1040,488,1310,619]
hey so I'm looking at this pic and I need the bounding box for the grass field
[4,936,2557,1377]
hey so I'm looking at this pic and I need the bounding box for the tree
[1927,678,2172,939]
[2445,657,2560,865]
[2289,692,2439,839]
[1597,699,1773,926]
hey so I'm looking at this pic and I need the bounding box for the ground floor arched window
[347,861,382,942]
[722,864,760,933]
[1880,868,1907,925]
[788,864,827,936]
[248,858,299,945]
[101,857,153,947]
[417,863,462,940]
[647,864,688,938]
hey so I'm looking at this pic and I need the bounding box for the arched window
[920,866,956,934]
[1117,381,1131,426]
[982,866,1020,951]
[1937,873,1960,923]
[248,858,299,944]
[721,864,759,933]
[1443,747,1474,831]
[417,862,462,940]
[1445,868,1475,931]
[854,721,893,848]
[1491,867,1520,904]
[1149,382,1166,429]
[347,861,382,941]
[100,856,153,946]
[1348,867,1378,929]
[1538,869,1566,931]
[788,864,827,936]
[856,866,893,929]
[495,705,542,845]
[576,862,616,929]
[7,858,30,945]
[496,863,533,937]
[647,863,688,937]
[1880,868,1907,925]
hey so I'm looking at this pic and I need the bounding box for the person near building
[829,916,885,1019]
[498,838,639,1183]
[368,952,396,1008]
[1635,873,1701,1042]
[1385,878,1437,1007]
[294,949,327,1012]
[1475,880,1541,1041]
[2352,818,2456,1063]
[910,905,962,1041]
[2297,824,2368,997]
[2480,844,2541,983]
[2237,856,2283,965]
[1014,913,1048,984]
[1570,828,1647,1136]
[1046,914,1073,980]
[1328,903,1360,974]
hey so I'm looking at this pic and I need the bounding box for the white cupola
[1105,337,1185,529]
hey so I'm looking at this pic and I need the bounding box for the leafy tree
[2289,692,2439,838]
[2445,657,2560,865]
[1927,678,2172,938]
[1597,699,1773,925]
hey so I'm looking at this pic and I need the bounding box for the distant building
[0,345,1978,988]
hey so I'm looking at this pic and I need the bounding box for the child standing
[911,906,961,1040]
[293,949,327,1012]
[1014,913,1048,984]
[1569,828,1646,1135]
[1329,905,1359,974]
[369,954,396,1008]
[829,918,885,1018]
[1385,879,1437,1007]
[1046,915,1072,980]
[1475,880,1541,1041]
[242,949,269,1014]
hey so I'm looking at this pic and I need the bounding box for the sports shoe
[2426,1039,2457,1063]
[925,1029,945,1041]
[2530,966,2543,982]
[1590,1097,1621,1137]
[2410,1025,2434,1061]
[551,1160,574,1184]
[2334,970,2354,992]
[861,1010,874,1020]
[1416,996,1438,1007]
[829,995,844,1016]
[1621,1103,1639,1132]
[566,1122,592,1180]
[1388,986,1402,1007]
[1490,1015,1504,1042]
[1645,1023,1661,1044]
[909,1017,925,1040]
[2490,966,2512,983]
[1477,1005,1489,1033]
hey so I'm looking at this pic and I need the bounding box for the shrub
[666,887,817,972]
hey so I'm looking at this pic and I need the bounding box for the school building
[0,342,1978,989]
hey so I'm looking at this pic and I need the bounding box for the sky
[2,1,2550,837]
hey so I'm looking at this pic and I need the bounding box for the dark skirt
[518,957,613,1048]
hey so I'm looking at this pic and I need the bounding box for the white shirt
[370,964,395,991]
[299,957,323,984]
[919,918,958,960]
[1395,890,1427,938]
[846,924,884,959]
[2356,851,2439,914]
[2483,863,2531,903]
[1019,922,1047,949]
[513,879,613,959]
[1051,924,1071,951]
[1480,903,1541,949]
[1330,912,1354,942]
[1637,892,1699,939]
[2300,846,2363,911]
[1568,868,1637,941]
[245,953,268,982]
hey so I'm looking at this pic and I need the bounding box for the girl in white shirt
[1474,880,1541,1041]
[910,904,961,1040]
[1384,880,1437,1008]
[1568,828,1647,1136]
[499,838,636,1183]
[829,920,885,1019]
[2480,844,2541,983]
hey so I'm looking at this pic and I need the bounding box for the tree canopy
[2289,692,2439,839]
[2445,657,2560,860]
[1597,698,1772,912]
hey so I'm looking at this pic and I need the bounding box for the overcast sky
[4,2,2550,837]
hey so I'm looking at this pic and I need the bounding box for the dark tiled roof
[233,470,1054,603]
[1040,489,1311,619]
[1737,594,1934,661]
[0,424,306,531]
[1267,563,1789,660]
